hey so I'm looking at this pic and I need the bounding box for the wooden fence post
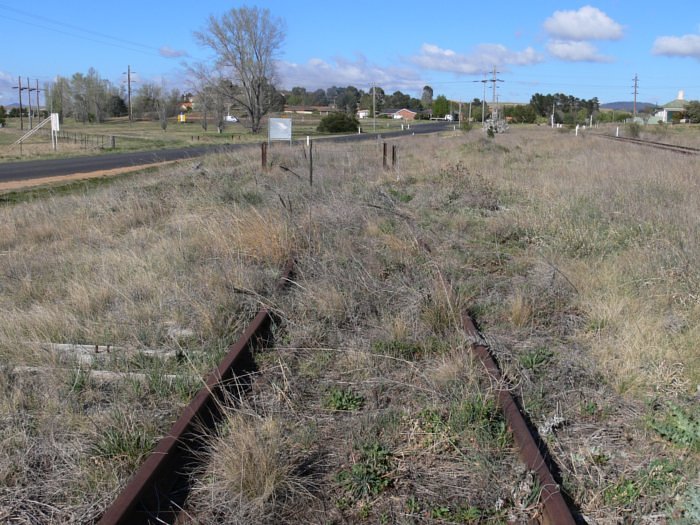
[261,142,268,171]
[309,139,313,187]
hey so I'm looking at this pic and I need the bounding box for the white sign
[51,113,60,132]
[269,118,292,142]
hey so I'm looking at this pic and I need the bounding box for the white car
[224,115,238,122]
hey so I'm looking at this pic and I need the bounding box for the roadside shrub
[626,122,641,138]
[317,113,359,133]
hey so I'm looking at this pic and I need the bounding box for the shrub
[317,112,360,133]
[626,122,641,138]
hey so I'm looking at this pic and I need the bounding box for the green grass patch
[650,403,700,451]
[337,442,393,500]
[324,387,365,411]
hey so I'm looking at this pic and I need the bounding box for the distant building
[656,90,689,123]
[283,105,333,115]
[376,108,417,120]
[357,109,370,119]
[393,108,417,120]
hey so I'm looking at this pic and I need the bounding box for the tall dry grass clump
[188,411,312,524]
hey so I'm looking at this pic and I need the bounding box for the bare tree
[195,6,285,133]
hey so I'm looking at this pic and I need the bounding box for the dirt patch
[0,160,178,193]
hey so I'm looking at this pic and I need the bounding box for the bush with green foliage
[626,122,641,138]
[317,112,360,133]
[0,105,6,126]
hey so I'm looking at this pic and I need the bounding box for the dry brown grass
[187,410,314,525]
[1,126,699,523]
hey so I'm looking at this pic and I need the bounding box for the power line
[0,4,165,57]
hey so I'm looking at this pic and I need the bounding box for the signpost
[51,113,60,150]
[268,117,292,145]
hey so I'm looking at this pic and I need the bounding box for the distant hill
[600,101,656,112]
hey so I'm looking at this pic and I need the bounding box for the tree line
[46,68,182,130]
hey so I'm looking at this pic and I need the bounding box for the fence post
[309,139,313,187]
[110,136,116,148]
[261,142,266,170]
[383,142,388,170]
[392,145,397,169]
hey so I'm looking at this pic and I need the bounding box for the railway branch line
[97,258,580,524]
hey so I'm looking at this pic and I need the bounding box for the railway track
[98,260,579,524]
[596,133,700,155]
[98,259,295,525]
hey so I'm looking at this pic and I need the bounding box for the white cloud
[277,55,423,92]
[544,6,623,41]
[547,40,612,62]
[652,34,700,59]
[409,43,543,74]
[159,46,188,58]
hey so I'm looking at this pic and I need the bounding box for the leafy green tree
[504,104,536,123]
[421,85,433,108]
[407,97,423,111]
[0,105,6,126]
[685,100,700,123]
[433,95,449,117]
[336,85,360,114]
[469,98,487,122]
[286,86,307,106]
[107,95,128,117]
[387,90,410,109]
[317,112,359,133]
[309,89,328,105]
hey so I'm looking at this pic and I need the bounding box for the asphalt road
[0,122,453,184]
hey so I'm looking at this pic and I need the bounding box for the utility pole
[632,73,639,118]
[124,65,134,122]
[27,77,35,129]
[489,66,503,121]
[35,79,41,119]
[372,83,376,132]
[13,76,26,130]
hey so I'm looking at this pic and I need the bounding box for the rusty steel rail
[98,259,294,525]
[596,134,700,155]
[462,313,577,525]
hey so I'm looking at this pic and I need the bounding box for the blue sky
[1,1,699,107]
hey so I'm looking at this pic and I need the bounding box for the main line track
[595,133,700,155]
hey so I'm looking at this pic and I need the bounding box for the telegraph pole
[13,76,26,130]
[35,79,41,119]
[27,77,35,129]
[632,74,639,118]
[372,83,376,132]
[489,67,503,121]
[124,65,135,122]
